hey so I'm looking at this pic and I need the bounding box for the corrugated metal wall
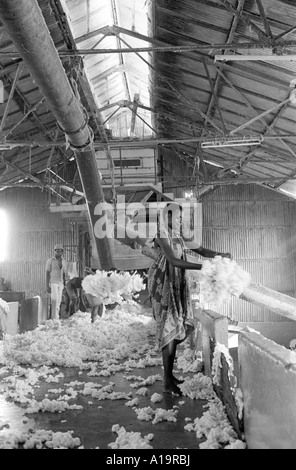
[0,188,79,299]
[201,184,296,322]
[161,147,190,199]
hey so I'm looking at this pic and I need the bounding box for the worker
[45,244,68,320]
[59,268,104,323]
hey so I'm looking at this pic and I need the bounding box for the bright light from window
[0,209,8,261]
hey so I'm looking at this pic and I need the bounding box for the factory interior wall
[200,184,296,323]
[0,187,79,299]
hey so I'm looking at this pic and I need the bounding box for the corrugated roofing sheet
[0,0,296,199]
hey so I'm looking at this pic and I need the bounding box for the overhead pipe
[0,0,114,270]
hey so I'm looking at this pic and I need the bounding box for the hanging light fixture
[215,54,296,62]
[201,136,263,148]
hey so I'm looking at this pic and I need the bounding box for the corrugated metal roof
[148,0,296,197]
[1,0,296,199]
[61,0,151,139]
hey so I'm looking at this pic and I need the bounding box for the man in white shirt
[45,244,68,320]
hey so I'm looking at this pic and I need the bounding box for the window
[113,158,141,168]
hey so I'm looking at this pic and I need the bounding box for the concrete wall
[239,330,296,449]
[201,308,296,449]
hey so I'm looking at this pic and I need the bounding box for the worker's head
[54,244,64,259]
[161,202,182,233]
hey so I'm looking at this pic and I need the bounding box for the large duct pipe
[0,0,114,269]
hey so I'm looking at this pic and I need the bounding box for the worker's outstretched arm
[190,245,231,259]
[156,236,202,270]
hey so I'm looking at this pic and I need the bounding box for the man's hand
[46,286,51,294]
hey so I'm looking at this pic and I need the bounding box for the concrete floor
[0,290,242,450]
[0,347,209,449]
[0,328,213,449]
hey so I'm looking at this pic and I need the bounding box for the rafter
[75,25,161,46]
[0,148,26,182]
[274,25,296,42]
[255,0,273,38]
[4,40,296,59]
[92,64,127,82]
[229,98,291,135]
[1,72,67,155]
[194,1,246,181]
[217,116,294,175]
[219,0,270,42]
[102,106,122,125]
[274,166,296,188]
[0,63,23,133]
[203,0,245,119]
[1,96,45,139]
[203,59,228,134]
[98,99,152,113]
[211,141,296,166]
[214,68,296,161]
[50,0,119,208]
[162,173,296,186]
[110,0,131,102]
[114,34,225,135]
[45,128,60,175]
[0,59,23,77]
[2,134,296,149]
[127,106,156,135]
[0,152,70,202]
[202,176,296,185]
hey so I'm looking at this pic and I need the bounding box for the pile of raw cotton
[198,256,251,305]
[0,301,246,450]
[82,270,146,305]
[1,302,155,368]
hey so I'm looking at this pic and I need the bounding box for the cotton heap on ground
[0,301,245,449]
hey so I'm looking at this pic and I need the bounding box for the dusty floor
[0,346,240,451]
[0,291,241,451]
[0,342,210,450]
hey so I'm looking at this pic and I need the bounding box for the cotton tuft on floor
[0,302,246,449]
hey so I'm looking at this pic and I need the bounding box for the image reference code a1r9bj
[106,454,190,467]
